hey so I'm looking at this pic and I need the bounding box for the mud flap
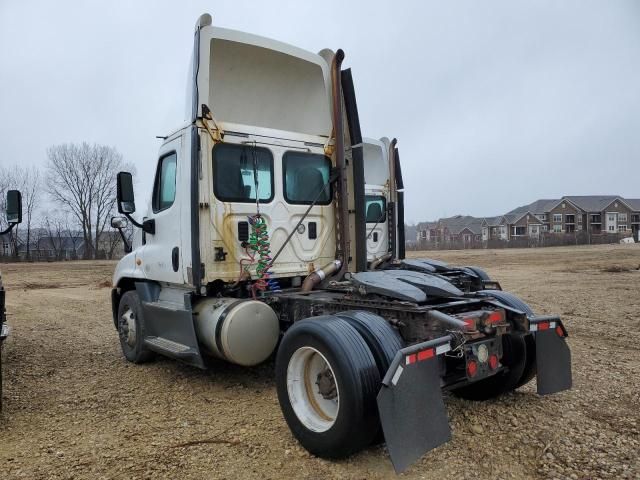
[530,316,572,395]
[377,337,452,473]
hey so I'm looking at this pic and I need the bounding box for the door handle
[172,247,179,272]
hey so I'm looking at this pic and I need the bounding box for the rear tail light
[489,354,499,370]
[485,309,505,324]
[538,321,550,331]
[467,360,478,377]
[463,317,477,331]
[555,325,565,337]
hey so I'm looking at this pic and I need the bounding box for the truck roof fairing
[187,14,332,138]
[363,137,390,186]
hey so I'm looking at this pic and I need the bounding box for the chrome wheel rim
[119,307,137,347]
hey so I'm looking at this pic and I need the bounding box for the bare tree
[42,212,67,260]
[46,143,132,260]
[0,168,12,258]
[0,167,9,231]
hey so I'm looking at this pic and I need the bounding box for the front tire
[117,290,154,363]
[275,316,380,458]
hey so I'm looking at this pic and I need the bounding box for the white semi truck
[110,14,572,472]
[0,189,22,411]
[362,137,500,289]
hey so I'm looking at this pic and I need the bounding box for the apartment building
[416,215,483,249]
[509,195,640,238]
[415,195,640,249]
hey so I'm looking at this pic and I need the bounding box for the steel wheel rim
[286,346,339,432]
[119,307,137,347]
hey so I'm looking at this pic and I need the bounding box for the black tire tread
[335,310,404,376]
[117,290,154,364]
[479,289,536,388]
[275,316,381,459]
[464,266,492,281]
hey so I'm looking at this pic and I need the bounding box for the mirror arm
[124,213,155,235]
[124,213,144,229]
[0,223,17,236]
[115,226,132,253]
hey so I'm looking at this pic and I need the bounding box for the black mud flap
[377,337,452,473]
[530,316,572,395]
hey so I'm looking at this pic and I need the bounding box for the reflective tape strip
[417,348,435,361]
[391,365,404,386]
[530,321,557,332]
[436,343,451,355]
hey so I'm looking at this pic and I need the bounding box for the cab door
[366,195,389,261]
[140,136,185,284]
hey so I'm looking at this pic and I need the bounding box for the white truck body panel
[116,16,337,289]
[363,138,392,261]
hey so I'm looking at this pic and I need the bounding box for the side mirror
[6,190,22,224]
[111,216,128,229]
[117,172,136,214]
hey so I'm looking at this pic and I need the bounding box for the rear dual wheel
[275,313,403,458]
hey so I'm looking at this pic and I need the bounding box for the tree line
[0,142,134,261]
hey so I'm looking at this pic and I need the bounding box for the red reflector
[486,310,504,324]
[467,360,478,377]
[555,325,564,337]
[489,354,499,370]
[538,321,550,331]
[463,318,476,330]
[417,348,435,361]
[407,353,417,365]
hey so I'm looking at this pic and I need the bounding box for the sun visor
[193,25,332,137]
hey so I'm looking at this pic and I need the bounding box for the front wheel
[275,316,380,458]
[117,290,154,363]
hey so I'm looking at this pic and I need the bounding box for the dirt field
[1,244,639,479]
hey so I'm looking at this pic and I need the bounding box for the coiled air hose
[247,214,281,297]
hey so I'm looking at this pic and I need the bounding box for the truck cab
[363,137,391,262]
[114,23,337,291]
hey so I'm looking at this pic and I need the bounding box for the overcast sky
[1,1,639,223]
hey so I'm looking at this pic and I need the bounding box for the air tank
[193,298,279,366]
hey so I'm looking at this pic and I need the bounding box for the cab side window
[152,152,177,213]
[365,195,386,223]
[282,151,332,205]
[213,144,274,203]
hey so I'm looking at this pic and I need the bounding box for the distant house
[5,229,126,261]
[0,233,14,257]
[411,194,639,250]
[416,216,484,249]
[31,235,86,260]
[507,195,640,241]
[404,224,418,249]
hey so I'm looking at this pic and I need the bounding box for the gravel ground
[0,244,639,479]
